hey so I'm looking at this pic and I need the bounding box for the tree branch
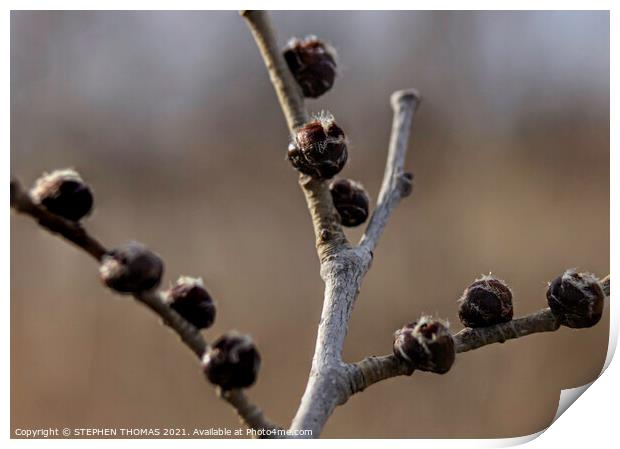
[241,11,420,437]
[10,175,278,433]
[245,10,608,438]
[360,89,419,252]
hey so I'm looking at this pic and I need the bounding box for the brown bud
[329,178,370,227]
[458,275,513,328]
[164,277,216,329]
[288,113,347,179]
[99,242,163,293]
[30,169,93,221]
[202,332,260,390]
[283,35,337,98]
[547,270,604,328]
[393,317,455,374]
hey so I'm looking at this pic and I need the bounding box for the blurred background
[11,11,609,438]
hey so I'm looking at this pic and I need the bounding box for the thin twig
[360,89,419,252]
[218,389,284,438]
[240,10,307,132]
[453,308,560,353]
[135,290,207,358]
[346,302,609,396]
[241,10,347,262]
[10,175,278,432]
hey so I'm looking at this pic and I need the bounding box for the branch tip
[391,88,421,110]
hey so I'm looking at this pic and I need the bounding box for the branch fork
[10,10,609,440]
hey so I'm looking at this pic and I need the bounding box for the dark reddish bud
[393,317,455,374]
[458,275,513,328]
[30,169,93,221]
[329,178,370,227]
[287,113,347,179]
[546,270,604,328]
[202,332,260,390]
[164,277,216,329]
[99,242,163,293]
[283,35,337,98]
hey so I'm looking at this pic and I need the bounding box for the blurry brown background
[11,11,609,438]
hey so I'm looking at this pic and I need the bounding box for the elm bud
[202,332,261,390]
[283,35,337,98]
[99,242,163,293]
[458,275,514,328]
[546,270,605,328]
[164,276,216,329]
[287,113,348,179]
[30,168,93,221]
[329,178,370,227]
[393,317,455,374]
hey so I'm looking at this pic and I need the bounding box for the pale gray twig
[360,89,419,252]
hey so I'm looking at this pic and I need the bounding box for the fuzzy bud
[283,35,337,98]
[202,332,260,390]
[287,113,348,179]
[329,178,370,227]
[393,317,455,374]
[164,277,216,329]
[546,270,604,328]
[99,242,163,293]
[458,275,514,328]
[30,168,93,221]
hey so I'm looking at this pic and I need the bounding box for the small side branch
[360,89,419,252]
[346,301,608,396]
[11,176,279,434]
